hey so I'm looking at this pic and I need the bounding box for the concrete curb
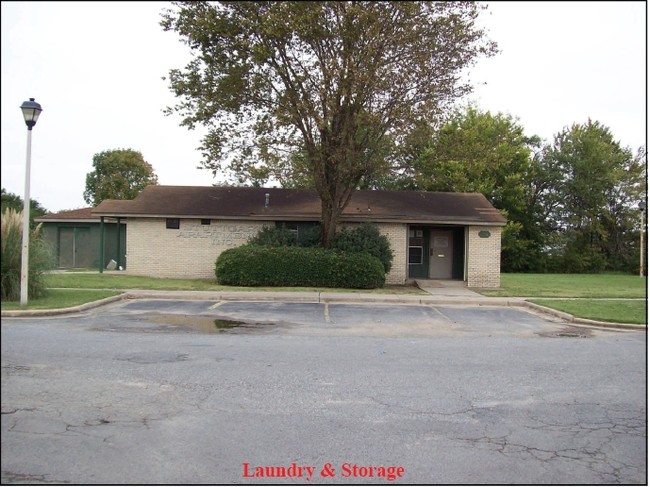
[1,293,127,317]
[521,300,647,331]
[1,290,645,330]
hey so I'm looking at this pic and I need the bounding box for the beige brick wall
[375,222,408,285]
[466,226,502,288]
[126,218,502,287]
[126,218,268,279]
[127,218,410,284]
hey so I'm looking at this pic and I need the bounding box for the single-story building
[35,208,126,270]
[92,186,507,287]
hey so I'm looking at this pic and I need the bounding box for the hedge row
[215,245,385,289]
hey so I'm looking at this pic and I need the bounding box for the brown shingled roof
[35,207,97,222]
[92,186,506,226]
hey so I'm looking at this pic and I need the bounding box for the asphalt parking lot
[1,299,646,484]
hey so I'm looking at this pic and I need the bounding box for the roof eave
[90,212,506,226]
[35,218,99,223]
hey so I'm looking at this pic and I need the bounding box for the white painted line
[430,306,453,322]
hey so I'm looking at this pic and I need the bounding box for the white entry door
[429,229,453,279]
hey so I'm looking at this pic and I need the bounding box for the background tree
[83,149,159,206]
[541,120,646,273]
[161,1,497,246]
[1,187,47,228]
[386,107,545,271]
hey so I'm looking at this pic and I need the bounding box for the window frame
[166,218,180,229]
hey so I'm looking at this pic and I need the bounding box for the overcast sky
[1,1,646,213]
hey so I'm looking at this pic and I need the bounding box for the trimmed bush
[332,222,394,273]
[248,225,297,246]
[215,245,385,289]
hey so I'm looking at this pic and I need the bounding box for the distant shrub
[215,245,385,289]
[249,223,322,247]
[1,208,53,301]
[331,222,393,273]
[248,225,297,246]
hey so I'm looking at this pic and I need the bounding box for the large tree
[161,1,497,246]
[388,107,545,271]
[541,120,646,272]
[84,149,159,206]
[1,187,47,227]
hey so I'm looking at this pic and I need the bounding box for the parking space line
[430,306,453,322]
[324,303,331,323]
[208,301,225,310]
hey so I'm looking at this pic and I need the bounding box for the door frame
[407,225,466,281]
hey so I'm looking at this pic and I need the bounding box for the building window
[201,219,211,225]
[275,221,319,244]
[408,247,423,264]
[166,218,180,229]
[285,223,299,240]
[408,228,424,265]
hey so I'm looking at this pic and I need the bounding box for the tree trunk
[320,198,340,248]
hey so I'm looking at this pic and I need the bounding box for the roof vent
[265,193,270,208]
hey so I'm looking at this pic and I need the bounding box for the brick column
[466,226,502,288]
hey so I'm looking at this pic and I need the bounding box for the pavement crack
[1,471,71,484]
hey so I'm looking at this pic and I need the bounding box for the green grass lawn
[530,299,647,325]
[1,289,121,311]
[45,273,228,291]
[44,273,427,294]
[478,274,647,324]
[480,273,647,298]
[2,274,426,311]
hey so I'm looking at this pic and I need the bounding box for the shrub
[248,223,322,247]
[215,245,385,289]
[248,225,297,246]
[1,208,53,301]
[331,222,394,273]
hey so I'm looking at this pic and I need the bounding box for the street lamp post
[640,201,646,278]
[19,98,43,306]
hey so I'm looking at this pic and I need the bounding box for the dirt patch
[536,325,594,338]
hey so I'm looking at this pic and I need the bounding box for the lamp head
[20,98,43,130]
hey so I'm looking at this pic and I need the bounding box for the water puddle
[146,315,277,334]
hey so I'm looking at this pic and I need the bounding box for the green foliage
[84,149,159,206]
[1,208,53,301]
[542,120,646,273]
[215,245,385,289]
[247,224,322,247]
[331,223,394,273]
[390,107,545,272]
[500,221,543,273]
[247,221,394,273]
[162,1,497,246]
[1,187,48,228]
[384,107,646,275]
[248,226,298,247]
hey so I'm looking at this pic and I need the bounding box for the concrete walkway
[415,279,485,297]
